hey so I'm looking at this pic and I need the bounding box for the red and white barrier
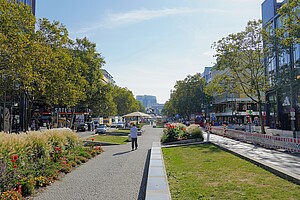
[209,126,300,153]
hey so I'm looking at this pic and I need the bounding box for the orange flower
[91,138,94,142]
[13,164,17,168]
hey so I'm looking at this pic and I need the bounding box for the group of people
[30,119,53,131]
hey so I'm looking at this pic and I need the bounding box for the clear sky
[36,0,263,104]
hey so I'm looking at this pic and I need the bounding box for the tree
[137,101,146,113]
[89,84,117,117]
[0,1,113,130]
[0,0,36,97]
[210,20,272,134]
[0,0,38,131]
[164,73,208,120]
[31,19,88,109]
[161,100,176,117]
[72,37,106,112]
[112,86,140,116]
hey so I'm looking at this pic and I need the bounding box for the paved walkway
[32,126,300,200]
[204,131,300,183]
[33,125,163,200]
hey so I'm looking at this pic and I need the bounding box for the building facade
[136,95,158,110]
[202,67,213,83]
[202,67,262,125]
[262,0,300,131]
[101,69,115,85]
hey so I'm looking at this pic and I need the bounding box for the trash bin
[128,134,132,142]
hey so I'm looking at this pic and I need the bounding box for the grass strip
[162,143,300,200]
[110,129,130,134]
[88,135,128,144]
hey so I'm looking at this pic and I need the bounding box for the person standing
[130,123,138,151]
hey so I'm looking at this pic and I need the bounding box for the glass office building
[262,0,300,131]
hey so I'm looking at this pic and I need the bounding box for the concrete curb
[145,142,172,200]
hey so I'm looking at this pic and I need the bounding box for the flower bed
[161,123,204,144]
[0,130,103,199]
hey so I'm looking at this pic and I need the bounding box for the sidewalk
[32,126,300,199]
[204,131,300,184]
[33,125,163,200]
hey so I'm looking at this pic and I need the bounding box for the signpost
[290,108,295,121]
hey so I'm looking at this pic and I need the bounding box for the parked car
[95,124,107,134]
[116,122,124,128]
[110,122,118,128]
[77,123,88,132]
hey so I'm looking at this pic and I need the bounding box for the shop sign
[246,110,253,115]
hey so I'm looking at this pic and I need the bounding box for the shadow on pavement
[112,150,132,156]
[138,149,151,200]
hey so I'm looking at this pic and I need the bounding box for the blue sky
[36,0,263,104]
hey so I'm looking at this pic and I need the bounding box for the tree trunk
[70,107,75,130]
[257,101,266,134]
[27,97,34,132]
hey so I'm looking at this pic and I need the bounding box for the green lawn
[110,129,130,134]
[162,144,300,200]
[87,135,128,144]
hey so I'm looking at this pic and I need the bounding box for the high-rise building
[262,0,300,132]
[202,67,213,83]
[136,95,157,109]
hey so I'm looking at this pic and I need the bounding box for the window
[294,44,300,62]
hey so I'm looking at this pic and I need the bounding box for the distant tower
[136,95,157,109]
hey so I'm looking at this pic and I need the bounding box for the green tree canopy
[137,101,146,113]
[0,0,35,97]
[35,19,87,108]
[89,83,117,117]
[112,86,140,116]
[164,73,208,120]
[210,20,272,134]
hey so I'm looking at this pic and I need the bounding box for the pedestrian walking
[130,123,138,151]
[46,120,50,129]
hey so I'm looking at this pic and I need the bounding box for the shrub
[161,123,204,143]
[0,129,102,199]
[186,124,204,140]
[161,127,178,143]
[161,123,187,143]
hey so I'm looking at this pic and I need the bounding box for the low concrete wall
[145,142,172,200]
